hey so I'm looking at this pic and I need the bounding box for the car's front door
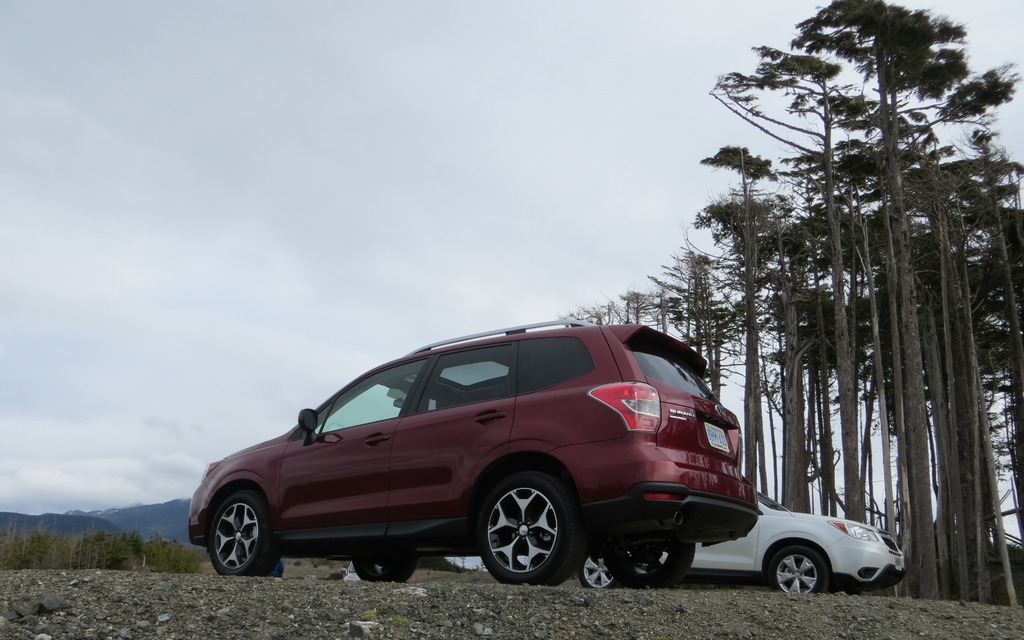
[276,359,426,533]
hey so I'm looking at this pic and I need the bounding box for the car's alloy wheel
[352,555,418,582]
[208,490,280,576]
[579,554,617,588]
[768,545,830,593]
[477,472,585,586]
[604,538,695,589]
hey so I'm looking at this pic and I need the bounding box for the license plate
[705,424,730,452]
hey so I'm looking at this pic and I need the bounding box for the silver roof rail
[408,319,595,355]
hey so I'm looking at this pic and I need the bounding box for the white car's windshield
[757,493,790,512]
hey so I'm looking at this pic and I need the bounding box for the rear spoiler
[605,325,709,378]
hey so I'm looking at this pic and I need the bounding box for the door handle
[364,433,391,446]
[475,410,508,425]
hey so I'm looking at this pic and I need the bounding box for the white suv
[580,494,905,593]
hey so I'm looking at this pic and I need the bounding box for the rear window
[631,348,717,401]
[518,337,594,394]
[417,344,513,411]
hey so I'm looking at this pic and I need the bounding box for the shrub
[0,530,203,573]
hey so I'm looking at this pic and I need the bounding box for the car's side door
[276,359,427,533]
[386,344,515,524]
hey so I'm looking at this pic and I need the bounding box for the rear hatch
[625,333,742,465]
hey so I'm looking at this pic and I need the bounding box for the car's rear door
[386,344,515,523]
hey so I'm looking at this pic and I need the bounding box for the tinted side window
[632,349,717,400]
[418,345,513,412]
[321,359,426,433]
[518,337,595,394]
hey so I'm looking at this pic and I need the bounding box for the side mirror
[297,408,318,446]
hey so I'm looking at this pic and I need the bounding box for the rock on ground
[2,570,1024,639]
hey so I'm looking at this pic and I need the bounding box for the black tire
[604,538,695,589]
[767,545,830,593]
[477,472,586,586]
[351,554,418,582]
[208,490,280,576]
[578,554,617,589]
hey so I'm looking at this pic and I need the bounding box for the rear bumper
[581,482,759,543]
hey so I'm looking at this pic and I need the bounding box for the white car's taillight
[588,382,661,431]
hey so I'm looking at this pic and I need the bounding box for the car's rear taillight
[588,382,661,431]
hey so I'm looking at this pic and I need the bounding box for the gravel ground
[3,569,1024,640]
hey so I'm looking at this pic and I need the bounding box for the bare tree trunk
[934,210,970,601]
[993,205,1024,597]
[740,157,765,488]
[821,105,863,521]
[807,362,822,511]
[976,361,1019,606]
[958,257,1015,605]
[938,216,989,602]
[764,360,778,497]
[781,247,812,511]
[758,363,771,494]
[876,48,939,599]
[814,287,839,516]
[922,301,956,600]
[879,195,912,583]
[856,213,897,536]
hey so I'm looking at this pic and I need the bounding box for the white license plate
[705,424,730,452]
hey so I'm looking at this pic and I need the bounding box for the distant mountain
[0,512,123,536]
[0,498,192,544]
[66,499,191,543]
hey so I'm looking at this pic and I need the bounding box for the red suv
[188,321,757,587]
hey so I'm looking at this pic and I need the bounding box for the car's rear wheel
[604,538,695,589]
[208,490,280,576]
[578,554,618,588]
[351,554,418,582]
[767,545,830,593]
[477,472,586,586]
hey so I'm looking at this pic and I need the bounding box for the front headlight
[829,521,881,543]
[201,460,222,482]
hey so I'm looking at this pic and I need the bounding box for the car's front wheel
[767,545,830,593]
[604,538,695,589]
[477,472,586,586]
[208,490,280,576]
[351,554,418,582]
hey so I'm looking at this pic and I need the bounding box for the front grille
[879,530,901,553]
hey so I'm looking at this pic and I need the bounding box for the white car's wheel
[767,545,830,593]
[578,554,617,588]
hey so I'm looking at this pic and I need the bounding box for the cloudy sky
[2,1,1022,516]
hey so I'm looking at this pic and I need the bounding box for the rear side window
[418,344,513,411]
[518,337,594,394]
[631,348,716,401]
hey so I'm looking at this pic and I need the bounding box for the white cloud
[0,0,1020,515]
[0,454,207,515]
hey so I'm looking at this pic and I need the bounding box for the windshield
[757,493,790,513]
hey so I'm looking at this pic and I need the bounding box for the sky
[2,1,1022,517]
